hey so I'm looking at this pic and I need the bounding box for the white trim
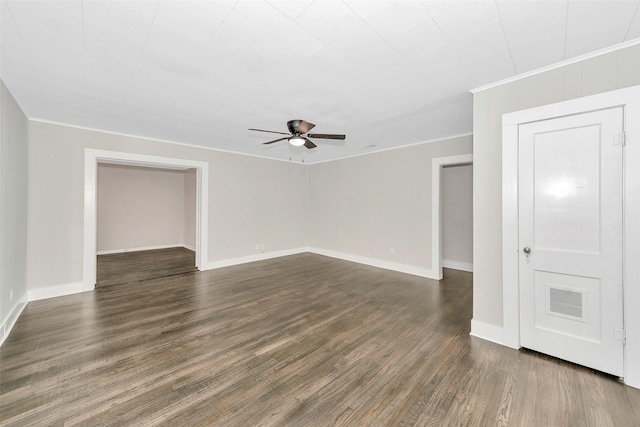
[84,153,98,289]
[204,247,308,271]
[1,293,28,347]
[28,282,94,302]
[33,119,473,165]
[471,39,640,94]
[501,85,640,388]
[623,88,640,389]
[502,123,520,349]
[442,259,473,273]
[32,119,297,164]
[432,154,473,280]
[308,247,438,279]
[97,244,192,256]
[84,149,209,289]
[470,319,504,346]
[305,165,310,245]
[308,133,474,165]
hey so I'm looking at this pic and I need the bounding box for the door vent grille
[549,287,583,319]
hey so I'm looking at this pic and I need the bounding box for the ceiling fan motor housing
[287,120,303,135]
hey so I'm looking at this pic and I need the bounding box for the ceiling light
[289,136,305,146]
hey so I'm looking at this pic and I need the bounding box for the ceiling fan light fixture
[289,136,305,146]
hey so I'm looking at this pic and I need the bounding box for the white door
[518,107,624,376]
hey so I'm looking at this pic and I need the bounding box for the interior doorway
[431,154,473,279]
[83,149,209,290]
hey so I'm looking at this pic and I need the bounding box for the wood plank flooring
[96,246,197,287]
[1,253,639,426]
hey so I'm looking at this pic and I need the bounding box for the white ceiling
[1,1,639,164]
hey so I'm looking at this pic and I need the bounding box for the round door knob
[523,247,531,254]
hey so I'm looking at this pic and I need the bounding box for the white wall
[308,135,472,276]
[183,168,197,251]
[442,164,473,271]
[472,44,640,331]
[0,80,29,344]
[97,163,189,253]
[27,121,308,293]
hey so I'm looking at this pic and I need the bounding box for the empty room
[1,1,640,425]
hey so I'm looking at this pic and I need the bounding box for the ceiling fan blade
[263,137,289,145]
[297,120,316,134]
[249,128,290,136]
[303,138,317,149]
[307,133,346,140]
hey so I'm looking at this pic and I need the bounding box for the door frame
[432,154,473,279]
[83,149,209,289]
[501,85,640,388]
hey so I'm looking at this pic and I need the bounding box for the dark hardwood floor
[96,246,197,287]
[1,253,639,426]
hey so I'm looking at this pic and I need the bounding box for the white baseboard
[202,247,309,271]
[182,244,196,252]
[470,319,504,345]
[308,247,439,279]
[1,293,28,347]
[97,244,187,255]
[28,281,95,302]
[442,259,473,272]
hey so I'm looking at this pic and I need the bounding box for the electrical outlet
[9,289,13,301]
[390,247,395,255]
[255,243,260,250]
[260,243,265,251]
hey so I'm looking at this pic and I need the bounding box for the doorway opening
[441,163,473,275]
[95,163,198,286]
[431,154,473,279]
[83,149,209,290]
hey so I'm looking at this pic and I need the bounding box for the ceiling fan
[249,120,345,149]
